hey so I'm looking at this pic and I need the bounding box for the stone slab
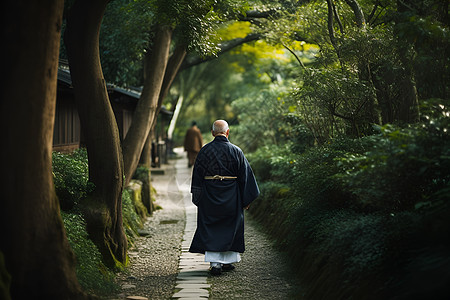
[172,180,211,300]
[174,295,208,300]
[175,279,208,284]
[176,283,210,289]
[172,290,209,298]
[126,296,149,300]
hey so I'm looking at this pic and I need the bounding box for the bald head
[212,120,229,137]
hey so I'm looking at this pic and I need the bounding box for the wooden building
[54,68,172,165]
[54,68,80,153]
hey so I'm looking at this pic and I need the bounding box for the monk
[183,121,203,167]
[189,119,260,275]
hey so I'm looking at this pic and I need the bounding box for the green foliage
[231,82,291,152]
[284,114,316,153]
[169,61,238,146]
[270,0,449,141]
[336,116,450,212]
[292,67,378,139]
[61,210,118,296]
[52,149,94,210]
[100,0,153,86]
[173,0,449,297]
[249,116,450,298]
[134,165,150,181]
[53,149,146,294]
[97,0,255,86]
[250,112,450,214]
[247,143,296,182]
[249,180,296,248]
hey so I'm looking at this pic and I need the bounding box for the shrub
[61,210,118,296]
[53,149,146,294]
[248,113,450,298]
[52,149,94,210]
[285,136,373,210]
[247,143,296,182]
[249,181,296,248]
[336,118,450,212]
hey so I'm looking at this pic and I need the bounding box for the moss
[121,188,142,247]
[107,243,129,272]
[134,166,154,214]
[126,180,148,220]
[151,185,157,203]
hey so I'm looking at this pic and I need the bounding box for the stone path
[172,149,211,299]
[172,202,210,299]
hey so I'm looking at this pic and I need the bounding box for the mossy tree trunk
[138,134,154,214]
[122,25,173,187]
[135,44,187,214]
[65,0,127,266]
[150,45,187,129]
[0,1,89,298]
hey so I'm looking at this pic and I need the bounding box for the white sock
[210,262,221,268]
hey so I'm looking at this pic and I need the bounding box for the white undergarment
[205,251,241,264]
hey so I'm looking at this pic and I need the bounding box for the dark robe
[189,135,260,254]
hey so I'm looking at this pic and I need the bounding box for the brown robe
[184,126,203,166]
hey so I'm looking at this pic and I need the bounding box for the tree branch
[343,0,366,28]
[282,43,306,70]
[180,33,261,70]
[367,0,379,24]
[238,9,279,21]
[332,1,344,34]
[326,0,337,46]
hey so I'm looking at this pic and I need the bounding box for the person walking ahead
[184,121,203,167]
[189,119,260,275]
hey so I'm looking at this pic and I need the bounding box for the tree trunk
[395,0,420,123]
[148,45,187,169]
[65,0,127,266]
[151,45,187,128]
[344,0,382,127]
[0,1,89,298]
[139,133,152,167]
[344,0,366,28]
[397,72,420,123]
[127,42,186,216]
[122,25,172,186]
[138,134,154,214]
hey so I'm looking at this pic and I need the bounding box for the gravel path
[113,158,186,300]
[208,213,302,299]
[112,149,302,299]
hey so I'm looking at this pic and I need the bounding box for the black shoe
[209,266,222,276]
[222,264,235,271]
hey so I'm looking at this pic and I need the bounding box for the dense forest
[1,0,448,299]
